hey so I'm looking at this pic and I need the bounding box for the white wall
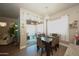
[20,8,27,49]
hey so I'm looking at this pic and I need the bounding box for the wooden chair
[51,34,59,52]
[55,35,59,49]
[37,37,45,55]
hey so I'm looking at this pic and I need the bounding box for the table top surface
[41,36,53,42]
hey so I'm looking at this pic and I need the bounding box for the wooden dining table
[41,36,53,56]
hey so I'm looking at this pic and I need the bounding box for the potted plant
[8,23,18,44]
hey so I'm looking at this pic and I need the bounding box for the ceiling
[0,3,79,18]
[19,3,79,16]
[0,3,19,18]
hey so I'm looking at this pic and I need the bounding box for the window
[47,15,69,41]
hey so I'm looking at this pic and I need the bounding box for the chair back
[37,37,45,48]
[51,33,59,46]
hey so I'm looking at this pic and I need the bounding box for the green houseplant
[8,23,16,37]
[8,23,19,44]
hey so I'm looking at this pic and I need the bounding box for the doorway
[26,20,37,47]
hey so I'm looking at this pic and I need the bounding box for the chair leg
[56,44,59,48]
[37,46,40,52]
[55,44,59,51]
[50,48,53,55]
[51,50,53,55]
[54,46,57,51]
[57,44,59,48]
[41,48,43,56]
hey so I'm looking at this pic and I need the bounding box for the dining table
[41,35,53,56]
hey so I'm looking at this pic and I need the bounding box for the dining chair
[37,37,45,55]
[51,34,59,52]
[55,35,59,49]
